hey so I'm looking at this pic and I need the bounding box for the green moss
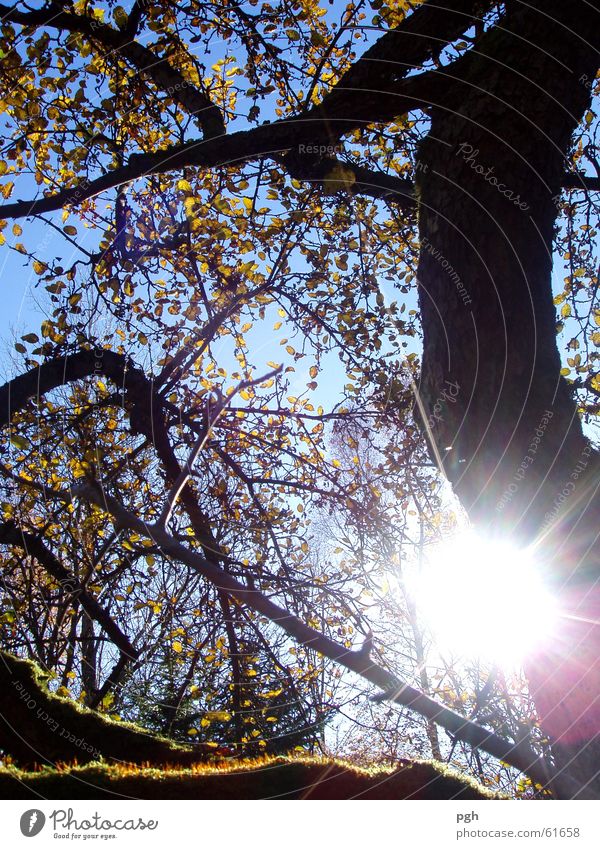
[0,650,219,768]
[0,756,501,800]
[0,651,505,799]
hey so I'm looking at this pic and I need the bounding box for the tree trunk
[415,0,600,796]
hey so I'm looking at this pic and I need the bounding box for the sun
[410,532,559,667]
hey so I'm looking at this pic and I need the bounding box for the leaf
[205,711,232,722]
[10,434,31,451]
[172,640,183,653]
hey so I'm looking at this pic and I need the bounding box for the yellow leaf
[33,260,47,275]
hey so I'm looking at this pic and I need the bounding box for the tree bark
[415,0,600,796]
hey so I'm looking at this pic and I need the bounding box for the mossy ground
[0,650,215,767]
[0,755,501,800]
[0,650,502,799]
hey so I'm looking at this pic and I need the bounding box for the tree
[0,0,598,797]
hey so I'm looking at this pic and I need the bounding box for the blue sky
[0,0,597,438]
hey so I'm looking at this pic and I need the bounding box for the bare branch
[155,366,282,531]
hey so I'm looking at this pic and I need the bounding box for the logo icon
[19,810,46,837]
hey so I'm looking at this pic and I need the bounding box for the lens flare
[411,532,558,666]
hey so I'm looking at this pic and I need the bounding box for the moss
[0,651,504,799]
[0,650,220,768]
[0,756,501,800]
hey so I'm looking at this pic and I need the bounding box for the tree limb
[562,174,600,191]
[0,520,138,660]
[314,0,492,130]
[0,2,224,139]
[68,479,577,796]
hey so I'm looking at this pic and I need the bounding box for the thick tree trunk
[415,0,600,796]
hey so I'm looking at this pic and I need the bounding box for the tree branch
[0,2,224,139]
[123,0,148,39]
[283,153,416,205]
[314,0,492,134]
[0,349,142,428]
[562,174,600,191]
[0,115,423,220]
[68,479,577,796]
[0,520,138,660]
[0,351,581,793]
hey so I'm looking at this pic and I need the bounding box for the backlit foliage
[0,0,596,792]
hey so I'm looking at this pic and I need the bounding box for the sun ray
[410,532,559,668]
